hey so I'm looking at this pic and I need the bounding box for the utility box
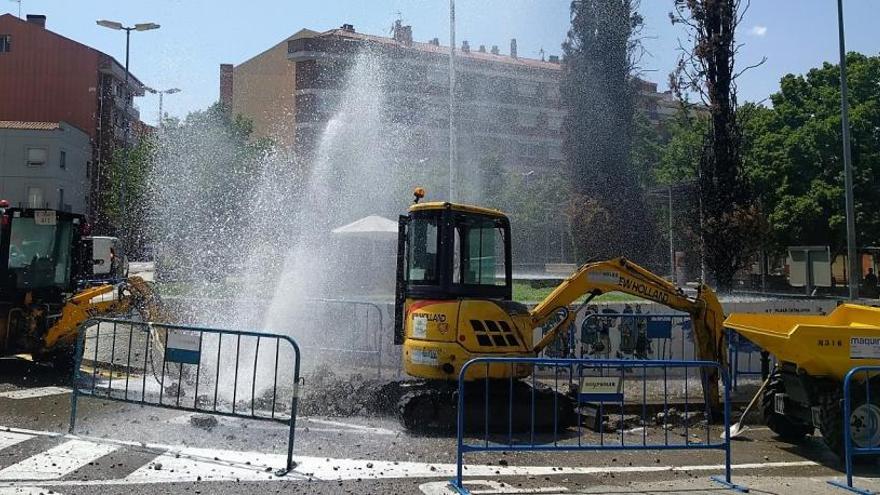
[787,246,832,294]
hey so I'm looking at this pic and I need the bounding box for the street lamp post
[835,0,859,300]
[144,87,181,130]
[448,0,456,202]
[96,20,159,251]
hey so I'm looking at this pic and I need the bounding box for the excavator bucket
[724,304,880,381]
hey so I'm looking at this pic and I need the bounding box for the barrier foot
[274,462,297,477]
[828,480,876,494]
[447,479,471,495]
[710,475,749,493]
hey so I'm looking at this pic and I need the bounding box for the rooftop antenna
[9,0,21,18]
[389,10,403,35]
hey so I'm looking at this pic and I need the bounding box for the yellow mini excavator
[393,191,727,430]
[0,205,165,372]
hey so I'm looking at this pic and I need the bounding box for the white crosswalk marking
[0,487,62,494]
[0,425,832,488]
[0,431,33,451]
[125,447,285,483]
[0,387,70,400]
[0,439,119,481]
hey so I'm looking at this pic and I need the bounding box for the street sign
[788,246,832,292]
[579,376,623,402]
[165,330,201,364]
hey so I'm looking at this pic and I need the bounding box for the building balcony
[125,104,140,121]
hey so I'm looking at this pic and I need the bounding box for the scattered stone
[189,414,219,430]
[655,408,682,427]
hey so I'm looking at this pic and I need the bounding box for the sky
[3,0,877,125]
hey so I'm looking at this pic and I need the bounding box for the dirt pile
[296,365,402,417]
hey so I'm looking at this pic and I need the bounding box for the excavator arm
[43,276,168,350]
[528,257,727,410]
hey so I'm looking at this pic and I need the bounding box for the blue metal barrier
[726,330,776,390]
[305,298,390,378]
[828,365,880,494]
[567,313,770,389]
[450,357,746,494]
[68,317,302,475]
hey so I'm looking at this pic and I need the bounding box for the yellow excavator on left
[0,204,165,372]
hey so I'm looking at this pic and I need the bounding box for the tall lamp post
[96,20,160,251]
[448,0,456,202]
[144,86,181,130]
[835,0,859,300]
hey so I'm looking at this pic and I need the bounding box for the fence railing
[828,365,880,494]
[727,329,774,389]
[68,317,302,474]
[567,312,692,362]
[302,298,392,378]
[450,357,746,494]
[542,311,768,388]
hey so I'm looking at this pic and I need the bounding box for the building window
[60,150,67,169]
[26,147,48,166]
[58,188,65,210]
[27,187,44,208]
[0,35,10,53]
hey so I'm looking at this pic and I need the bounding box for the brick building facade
[0,14,145,218]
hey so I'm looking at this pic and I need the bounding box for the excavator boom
[43,276,167,350]
[529,257,727,409]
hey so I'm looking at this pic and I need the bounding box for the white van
[83,236,128,281]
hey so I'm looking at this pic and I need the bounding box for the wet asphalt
[2,357,880,494]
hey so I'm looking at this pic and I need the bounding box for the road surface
[0,357,878,494]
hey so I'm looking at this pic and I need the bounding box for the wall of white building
[0,122,90,214]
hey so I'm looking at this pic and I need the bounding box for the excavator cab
[394,201,530,379]
[398,202,511,301]
[0,207,88,357]
[0,208,85,299]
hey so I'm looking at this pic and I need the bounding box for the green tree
[104,133,157,251]
[671,0,761,289]
[499,171,575,265]
[655,112,706,186]
[478,152,505,207]
[561,0,655,263]
[743,53,880,257]
[651,111,707,278]
[149,102,277,280]
[630,110,665,189]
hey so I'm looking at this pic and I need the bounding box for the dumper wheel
[762,370,812,441]
[820,381,880,462]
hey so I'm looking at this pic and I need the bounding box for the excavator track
[395,379,577,434]
[397,384,456,433]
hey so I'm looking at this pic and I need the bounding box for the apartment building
[0,13,146,217]
[223,22,683,172]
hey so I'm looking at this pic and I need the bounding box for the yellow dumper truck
[725,304,880,458]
